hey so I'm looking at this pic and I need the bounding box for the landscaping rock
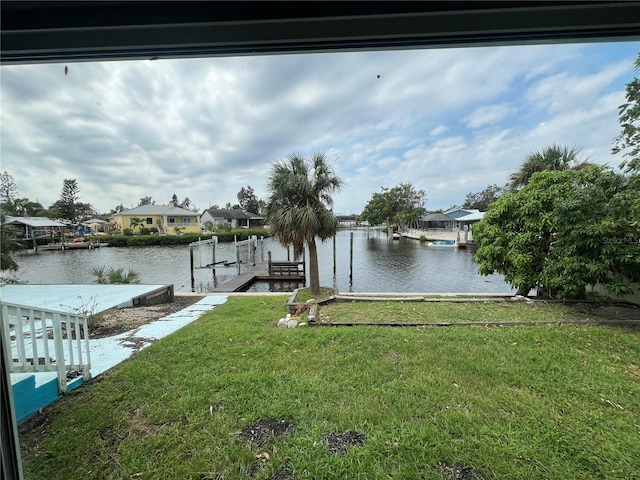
[287,319,298,328]
[277,318,288,328]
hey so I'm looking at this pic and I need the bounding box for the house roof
[6,216,67,228]
[204,209,263,220]
[82,218,108,224]
[419,213,451,222]
[443,207,480,215]
[456,212,485,222]
[117,205,200,217]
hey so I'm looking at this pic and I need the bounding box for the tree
[58,179,80,222]
[129,217,144,232]
[110,204,126,214]
[508,144,582,191]
[474,166,640,299]
[237,186,260,213]
[0,213,22,271]
[462,184,505,211]
[360,183,426,232]
[0,171,19,213]
[180,197,198,212]
[138,196,155,206]
[170,193,179,205]
[613,52,640,173]
[264,152,343,296]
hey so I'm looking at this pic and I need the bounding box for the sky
[1,40,639,216]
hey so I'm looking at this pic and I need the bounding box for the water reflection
[13,229,512,294]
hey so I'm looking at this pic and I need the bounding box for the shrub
[123,228,133,236]
[92,265,141,284]
[140,227,150,235]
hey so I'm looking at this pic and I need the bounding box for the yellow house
[111,204,201,235]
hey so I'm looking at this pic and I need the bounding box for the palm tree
[0,213,22,271]
[129,217,143,233]
[509,144,583,191]
[264,152,344,296]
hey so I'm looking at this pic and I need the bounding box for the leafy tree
[508,144,582,191]
[264,152,343,296]
[237,186,261,213]
[462,184,505,211]
[11,198,48,217]
[110,204,126,214]
[0,213,22,271]
[180,197,199,212]
[360,183,426,232]
[58,179,80,222]
[138,196,155,206]
[75,202,97,221]
[0,171,19,213]
[612,52,640,173]
[474,166,640,299]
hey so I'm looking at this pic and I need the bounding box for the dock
[209,260,305,292]
[36,242,108,251]
[403,229,475,247]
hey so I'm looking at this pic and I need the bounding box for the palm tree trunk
[307,236,321,296]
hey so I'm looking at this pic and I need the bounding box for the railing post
[52,313,67,394]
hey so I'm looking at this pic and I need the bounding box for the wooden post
[349,231,354,284]
[260,236,264,262]
[268,250,272,275]
[287,245,290,261]
[333,235,336,275]
[190,246,195,292]
[236,241,241,275]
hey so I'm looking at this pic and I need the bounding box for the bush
[92,265,141,284]
[123,228,133,236]
[419,234,426,243]
[98,230,269,247]
[140,227,150,235]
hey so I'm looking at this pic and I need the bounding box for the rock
[298,322,307,327]
[277,318,288,328]
[287,319,298,328]
[286,313,291,321]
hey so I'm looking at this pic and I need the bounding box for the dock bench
[269,261,305,276]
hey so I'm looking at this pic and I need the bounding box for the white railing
[0,301,91,394]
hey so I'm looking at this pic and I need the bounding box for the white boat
[392,233,400,240]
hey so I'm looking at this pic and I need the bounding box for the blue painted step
[11,373,85,424]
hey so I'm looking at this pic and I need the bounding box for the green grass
[318,300,603,324]
[294,287,335,303]
[20,297,640,479]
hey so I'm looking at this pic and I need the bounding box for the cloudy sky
[1,40,638,215]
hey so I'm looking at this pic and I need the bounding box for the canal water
[11,229,513,294]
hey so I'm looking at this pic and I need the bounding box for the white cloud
[1,42,637,215]
[464,104,514,128]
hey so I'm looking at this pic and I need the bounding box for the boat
[427,240,456,247]
[392,233,400,240]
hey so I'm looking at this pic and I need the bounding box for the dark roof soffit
[2,2,640,64]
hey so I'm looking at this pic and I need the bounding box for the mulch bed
[240,418,296,448]
[324,430,366,455]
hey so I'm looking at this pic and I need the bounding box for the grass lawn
[316,300,630,324]
[20,296,640,479]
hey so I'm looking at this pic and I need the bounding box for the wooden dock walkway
[209,260,305,292]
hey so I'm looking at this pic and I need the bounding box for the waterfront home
[201,208,264,229]
[416,208,485,231]
[111,204,201,235]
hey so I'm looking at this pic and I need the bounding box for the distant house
[336,214,361,228]
[201,209,264,229]
[417,208,485,231]
[110,204,201,235]
[5,216,66,239]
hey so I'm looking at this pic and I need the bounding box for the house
[201,209,264,229]
[110,204,201,235]
[443,207,484,230]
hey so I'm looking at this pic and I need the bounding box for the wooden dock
[209,260,305,292]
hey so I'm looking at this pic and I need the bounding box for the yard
[19,296,640,479]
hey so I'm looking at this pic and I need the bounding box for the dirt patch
[437,461,488,480]
[324,430,366,455]
[90,295,205,338]
[239,418,295,448]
